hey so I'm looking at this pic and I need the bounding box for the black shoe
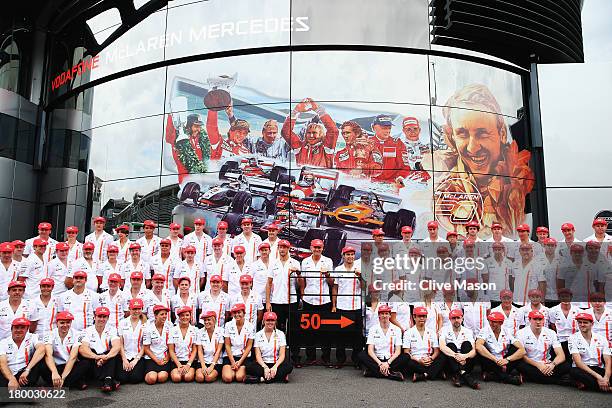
[101,377,113,392]
[505,375,522,386]
[451,374,462,387]
[412,373,426,382]
[283,374,290,383]
[462,374,480,390]
[363,368,375,378]
[388,371,404,381]
[558,373,573,387]
[244,375,261,384]
[113,380,120,391]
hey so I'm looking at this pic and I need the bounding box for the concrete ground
[22,365,610,408]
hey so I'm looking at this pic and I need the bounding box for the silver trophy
[204,73,237,111]
[170,96,191,142]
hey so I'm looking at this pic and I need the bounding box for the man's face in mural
[262,123,278,144]
[190,123,202,137]
[229,128,249,144]
[305,124,324,145]
[372,124,392,140]
[449,109,502,177]
[341,126,358,146]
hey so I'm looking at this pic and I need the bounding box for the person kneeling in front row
[438,309,480,389]
[0,318,45,388]
[475,311,525,385]
[568,312,611,392]
[402,306,445,382]
[245,312,293,383]
[357,304,407,381]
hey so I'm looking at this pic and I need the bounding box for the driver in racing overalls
[334,121,377,178]
[368,114,411,184]
[281,98,339,168]
[401,116,431,183]
[207,103,253,160]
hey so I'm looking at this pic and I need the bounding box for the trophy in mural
[203,73,238,111]
[170,96,190,143]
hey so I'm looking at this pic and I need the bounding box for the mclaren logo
[434,179,483,225]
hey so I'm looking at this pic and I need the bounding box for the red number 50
[300,313,321,329]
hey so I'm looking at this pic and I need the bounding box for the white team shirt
[203,254,232,290]
[267,257,300,304]
[439,325,475,348]
[0,299,39,339]
[254,328,286,364]
[170,293,197,324]
[142,321,172,360]
[66,241,83,263]
[435,301,463,329]
[196,326,223,363]
[57,288,98,331]
[23,236,57,262]
[150,254,179,295]
[45,258,71,295]
[223,319,255,357]
[85,231,114,263]
[568,331,611,368]
[402,326,439,358]
[118,317,145,360]
[168,325,197,361]
[549,304,581,342]
[0,261,19,301]
[510,258,545,305]
[113,239,132,264]
[231,233,262,264]
[516,326,560,362]
[81,323,119,354]
[19,254,47,299]
[98,290,127,329]
[0,332,41,374]
[334,261,362,311]
[250,259,272,302]
[516,303,550,328]
[301,255,333,306]
[197,291,228,327]
[97,261,122,291]
[182,232,212,264]
[224,261,251,299]
[175,260,204,297]
[476,325,517,359]
[586,308,612,347]
[68,257,100,292]
[144,290,171,321]
[30,296,59,335]
[461,302,491,335]
[485,257,513,298]
[366,323,403,360]
[167,237,184,260]
[44,327,80,365]
[120,259,151,292]
[135,235,161,267]
[229,292,262,326]
[262,238,280,263]
[540,255,561,301]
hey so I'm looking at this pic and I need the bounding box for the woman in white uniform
[168,306,197,383]
[116,298,147,384]
[222,303,254,383]
[143,305,172,385]
[195,310,224,383]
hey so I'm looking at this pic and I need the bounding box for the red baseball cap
[194,218,205,225]
[33,238,48,247]
[258,242,270,250]
[116,224,129,232]
[378,304,392,313]
[463,239,475,247]
[241,218,253,225]
[129,298,144,309]
[39,278,55,286]
[278,240,291,248]
[210,274,222,283]
[413,306,428,316]
[183,245,196,253]
[11,240,25,247]
[575,312,593,322]
[95,307,110,316]
[8,281,26,289]
[586,240,601,249]
[169,223,181,230]
[487,312,505,322]
[217,221,228,229]
[427,221,438,229]
[466,220,479,229]
[310,239,324,248]
[536,226,549,233]
[56,311,74,322]
[499,289,513,298]
[143,220,156,227]
[491,223,502,230]
[93,216,106,223]
[38,222,52,230]
[66,226,79,233]
[528,289,543,297]
[231,303,246,313]
[266,223,280,231]
[130,271,144,280]
[570,244,584,253]
[516,224,530,232]
[561,222,575,231]
[372,228,385,236]
[402,116,419,127]
[263,311,278,321]
[177,306,192,315]
[212,238,224,246]
[153,305,170,313]
[55,242,69,251]
[72,271,88,279]
[492,242,505,250]
[449,309,463,318]
[0,242,14,252]
[342,246,356,254]
[82,242,95,250]
[401,226,413,234]
[239,274,253,284]
[593,218,608,227]
[160,238,171,245]
[542,237,557,245]
[233,245,245,254]
[201,310,217,319]
[446,231,458,238]
[11,317,30,327]
[129,243,141,251]
[108,273,122,283]
[528,310,545,319]
[152,274,166,281]
[106,245,119,253]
